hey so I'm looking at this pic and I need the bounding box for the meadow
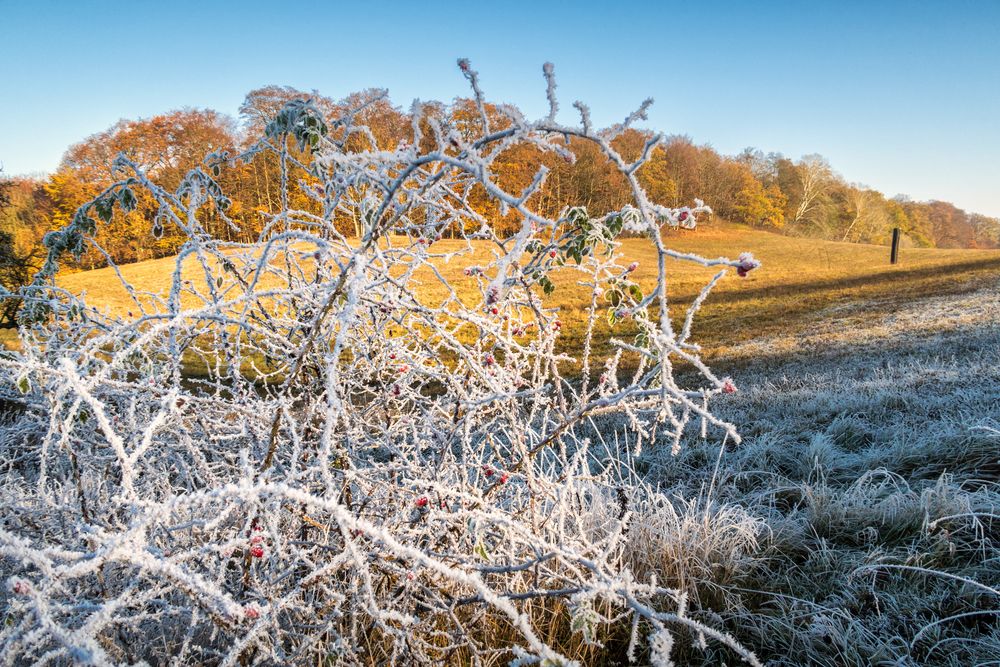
[36,221,1000,370]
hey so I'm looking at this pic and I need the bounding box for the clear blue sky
[2,0,999,216]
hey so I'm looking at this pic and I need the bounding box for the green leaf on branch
[118,187,137,213]
[93,196,114,223]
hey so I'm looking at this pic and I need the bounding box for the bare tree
[792,154,834,225]
[842,187,889,242]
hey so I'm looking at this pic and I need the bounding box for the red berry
[415,496,428,508]
[499,474,509,484]
[483,466,494,477]
[736,253,758,278]
[549,250,557,258]
[250,545,264,559]
[490,307,498,315]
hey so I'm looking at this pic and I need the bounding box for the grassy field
[20,223,1000,369]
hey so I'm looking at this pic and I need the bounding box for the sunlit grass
[13,223,998,374]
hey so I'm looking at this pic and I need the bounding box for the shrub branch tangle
[0,62,762,666]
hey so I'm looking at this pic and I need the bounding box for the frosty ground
[630,275,1000,664]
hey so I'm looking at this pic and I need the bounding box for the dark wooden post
[890,227,900,264]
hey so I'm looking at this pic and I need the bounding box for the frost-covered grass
[624,277,1000,665]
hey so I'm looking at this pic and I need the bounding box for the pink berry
[722,379,737,394]
[244,605,260,620]
[627,262,638,272]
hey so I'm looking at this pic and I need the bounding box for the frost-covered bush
[0,62,762,666]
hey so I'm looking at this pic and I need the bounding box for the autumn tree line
[2,84,999,306]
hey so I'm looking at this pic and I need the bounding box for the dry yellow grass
[6,223,998,372]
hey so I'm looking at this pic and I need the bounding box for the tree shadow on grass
[689,256,1000,307]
